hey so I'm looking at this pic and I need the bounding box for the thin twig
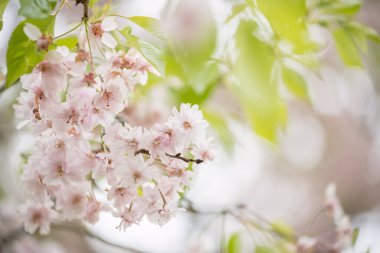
[134,149,204,164]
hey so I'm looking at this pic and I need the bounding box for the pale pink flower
[20,163,49,200]
[168,103,208,145]
[84,197,103,225]
[86,17,118,49]
[40,156,81,186]
[107,184,136,209]
[118,154,160,186]
[191,137,215,162]
[114,206,143,231]
[56,184,89,220]
[23,23,52,51]
[324,183,344,221]
[21,201,58,234]
[296,236,317,253]
[94,76,129,114]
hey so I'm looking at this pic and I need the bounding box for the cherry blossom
[15,15,214,235]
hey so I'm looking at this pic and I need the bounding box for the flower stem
[84,22,94,72]
[54,0,67,16]
[53,22,83,40]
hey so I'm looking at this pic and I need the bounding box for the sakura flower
[118,154,160,186]
[107,184,137,209]
[296,236,317,253]
[56,184,90,219]
[114,206,143,231]
[20,163,49,200]
[23,23,52,51]
[87,17,118,48]
[191,137,215,162]
[324,183,344,221]
[168,103,208,145]
[40,156,81,186]
[21,201,58,235]
[84,197,104,225]
[93,75,129,114]
[134,187,163,215]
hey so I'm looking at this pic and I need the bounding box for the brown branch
[76,0,89,21]
[134,149,204,164]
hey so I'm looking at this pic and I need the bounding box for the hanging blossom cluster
[289,183,355,253]
[14,17,214,235]
[324,183,354,252]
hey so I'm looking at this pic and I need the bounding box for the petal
[102,17,117,31]
[102,33,117,48]
[17,120,31,129]
[23,23,42,41]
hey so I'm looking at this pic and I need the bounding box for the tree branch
[134,149,204,164]
[76,0,89,21]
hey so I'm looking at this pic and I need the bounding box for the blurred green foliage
[2,0,380,148]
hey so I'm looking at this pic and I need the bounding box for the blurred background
[1,0,380,252]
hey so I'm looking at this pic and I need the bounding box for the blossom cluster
[14,18,214,235]
[324,183,354,251]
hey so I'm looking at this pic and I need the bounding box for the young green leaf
[227,233,242,253]
[139,41,166,76]
[203,110,234,152]
[226,3,248,23]
[234,20,286,142]
[332,26,362,67]
[270,221,295,241]
[126,16,166,40]
[0,0,9,30]
[18,0,58,19]
[5,16,55,88]
[120,27,166,76]
[352,228,360,246]
[55,36,78,49]
[282,66,309,100]
[256,0,314,54]
[318,1,362,16]
[255,246,276,253]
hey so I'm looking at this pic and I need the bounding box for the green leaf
[255,246,276,253]
[119,27,166,76]
[270,221,295,241]
[332,26,362,67]
[227,233,242,253]
[189,61,219,94]
[234,20,286,142]
[347,22,380,45]
[139,41,166,76]
[89,0,99,8]
[18,0,58,19]
[204,110,234,152]
[319,1,362,16]
[352,228,360,246]
[0,0,9,30]
[5,16,55,88]
[55,36,78,49]
[256,0,314,54]
[226,3,248,23]
[126,16,166,40]
[282,66,309,100]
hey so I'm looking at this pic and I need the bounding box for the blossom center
[91,22,104,38]
[183,121,192,130]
